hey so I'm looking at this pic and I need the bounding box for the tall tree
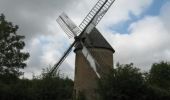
[0,14,29,78]
[98,63,148,100]
[149,61,170,89]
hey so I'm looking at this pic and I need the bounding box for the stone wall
[74,48,113,100]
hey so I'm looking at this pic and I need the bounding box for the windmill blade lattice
[57,13,80,38]
[79,0,115,34]
[49,0,115,77]
[48,41,76,76]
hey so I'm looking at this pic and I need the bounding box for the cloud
[0,0,80,40]
[160,1,170,32]
[99,0,153,28]
[1,0,168,79]
[102,1,170,71]
[118,17,169,69]
[0,0,78,78]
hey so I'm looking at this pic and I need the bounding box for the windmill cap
[74,28,115,53]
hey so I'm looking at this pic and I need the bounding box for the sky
[0,0,170,79]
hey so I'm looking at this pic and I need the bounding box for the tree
[0,66,74,100]
[149,61,170,90]
[0,14,29,78]
[98,63,148,100]
[98,62,170,100]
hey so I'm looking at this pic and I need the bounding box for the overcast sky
[0,0,170,79]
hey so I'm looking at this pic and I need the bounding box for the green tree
[31,67,74,100]
[98,62,170,100]
[149,61,170,90]
[0,14,29,78]
[0,67,74,100]
[98,63,148,100]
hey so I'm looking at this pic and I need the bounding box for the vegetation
[0,70,74,100]
[149,62,170,90]
[98,62,170,100]
[0,14,29,79]
[1,61,170,100]
[0,14,74,100]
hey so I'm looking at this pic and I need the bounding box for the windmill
[49,0,115,100]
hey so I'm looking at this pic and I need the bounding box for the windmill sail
[79,0,115,34]
[56,12,101,77]
[50,0,115,77]
[57,12,80,38]
[81,42,101,78]
[48,41,76,76]
[56,14,101,78]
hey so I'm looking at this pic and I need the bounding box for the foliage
[148,61,170,90]
[0,14,73,100]
[98,63,147,100]
[1,61,170,100]
[0,14,29,78]
[0,71,74,100]
[76,91,86,100]
[98,62,170,100]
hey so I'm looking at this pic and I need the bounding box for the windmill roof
[74,28,115,53]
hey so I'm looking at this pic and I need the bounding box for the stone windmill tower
[48,0,116,100]
[74,28,115,100]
